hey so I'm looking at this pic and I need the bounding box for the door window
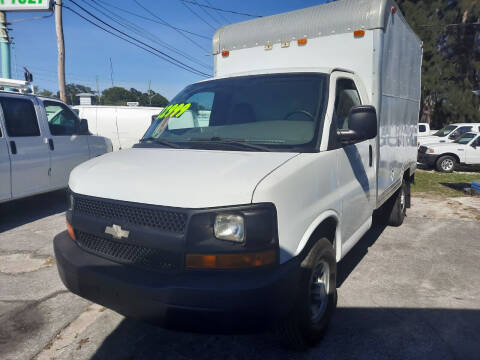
[43,101,80,136]
[333,79,361,130]
[0,98,40,137]
[449,126,472,139]
[418,124,426,132]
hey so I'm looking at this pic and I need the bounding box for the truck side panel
[375,13,422,207]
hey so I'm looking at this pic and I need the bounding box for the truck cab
[0,86,113,203]
[418,132,480,172]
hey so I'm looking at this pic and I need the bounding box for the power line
[84,0,211,70]
[62,2,209,77]
[188,0,222,26]
[203,0,231,23]
[99,1,210,40]
[131,0,210,53]
[180,0,261,18]
[179,0,216,31]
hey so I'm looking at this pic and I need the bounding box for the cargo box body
[212,0,422,208]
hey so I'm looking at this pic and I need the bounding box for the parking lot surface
[1,191,479,360]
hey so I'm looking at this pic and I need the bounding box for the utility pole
[0,12,11,79]
[148,80,152,105]
[109,58,114,87]
[96,75,101,105]
[55,0,67,102]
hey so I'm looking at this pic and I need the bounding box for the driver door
[329,73,376,245]
[466,136,480,164]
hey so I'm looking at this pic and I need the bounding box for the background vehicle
[417,122,436,137]
[74,105,164,151]
[54,0,421,350]
[418,132,480,172]
[417,123,480,147]
[0,79,112,203]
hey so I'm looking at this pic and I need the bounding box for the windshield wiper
[188,137,271,152]
[140,137,181,148]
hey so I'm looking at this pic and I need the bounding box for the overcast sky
[7,0,329,99]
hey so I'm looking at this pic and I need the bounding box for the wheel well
[305,217,337,255]
[437,153,460,163]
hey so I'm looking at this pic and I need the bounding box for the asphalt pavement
[0,190,479,360]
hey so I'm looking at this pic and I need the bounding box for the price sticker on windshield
[157,103,191,119]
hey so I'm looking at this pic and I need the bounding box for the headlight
[214,214,245,243]
[427,148,435,154]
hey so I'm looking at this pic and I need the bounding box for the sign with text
[0,0,53,11]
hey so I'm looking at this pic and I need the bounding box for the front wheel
[436,155,456,173]
[277,238,337,351]
[387,182,407,227]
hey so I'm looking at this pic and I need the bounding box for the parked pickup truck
[418,132,480,172]
[54,0,422,350]
[0,83,113,203]
[417,122,480,147]
[417,122,435,137]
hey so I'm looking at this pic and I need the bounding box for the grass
[412,169,480,197]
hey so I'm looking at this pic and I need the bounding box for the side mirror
[79,119,89,135]
[338,105,377,144]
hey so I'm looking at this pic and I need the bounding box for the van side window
[419,124,426,132]
[333,79,361,130]
[43,101,80,136]
[1,98,40,137]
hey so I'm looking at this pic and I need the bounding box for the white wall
[74,105,164,151]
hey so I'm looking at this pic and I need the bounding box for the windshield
[141,73,328,151]
[433,125,456,137]
[454,133,477,144]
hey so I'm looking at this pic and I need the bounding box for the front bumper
[417,152,438,166]
[54,231,301,333]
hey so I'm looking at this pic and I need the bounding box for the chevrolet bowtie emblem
[105,224,130,240]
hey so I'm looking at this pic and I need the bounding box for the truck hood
[69,148,298,208]
[418,135,449,145]
[428,142,465,151]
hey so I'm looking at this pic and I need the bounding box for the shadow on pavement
[0,189,67,233]
[90,307,480,360]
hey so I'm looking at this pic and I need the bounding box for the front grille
[418,146,427,154]
[74,196,187,234]
[76,231,182,271]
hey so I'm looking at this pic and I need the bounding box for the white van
[54,0,421,349]
[0,88,112,203]
[73,105,164,151]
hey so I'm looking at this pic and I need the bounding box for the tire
[436,155,456,173]
[387,182,406,227]
[277,238,337,351]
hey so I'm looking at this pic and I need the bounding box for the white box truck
[54,0,422,349]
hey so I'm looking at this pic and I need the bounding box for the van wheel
[387,182,406,227]
[436,155,456,173]
[277,238,337,351]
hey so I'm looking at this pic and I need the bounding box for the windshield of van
[140,73,328,151]
[453,133,476,144]
[433,125,456,137]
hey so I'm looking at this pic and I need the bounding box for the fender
[294,210,342,262]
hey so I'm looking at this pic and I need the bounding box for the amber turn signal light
[186,249,277,269]
[354,30,365,38]
[66,219,76,240]
[222,50,230,57]
[297,38,308,46]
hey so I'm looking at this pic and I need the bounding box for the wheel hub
[310,261,330,322]
[441,159,454,171]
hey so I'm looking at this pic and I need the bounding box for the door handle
[369,145,373,167]
[48,138,54,151]
[9,141,17,155]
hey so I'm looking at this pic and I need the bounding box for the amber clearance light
[186,249,277,269]
[66,219,76,240]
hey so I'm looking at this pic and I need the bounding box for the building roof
[213,0,400,54]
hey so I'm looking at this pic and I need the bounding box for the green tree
[101,86,168,107]
[57,83,97,105]
[398,0,480,128]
